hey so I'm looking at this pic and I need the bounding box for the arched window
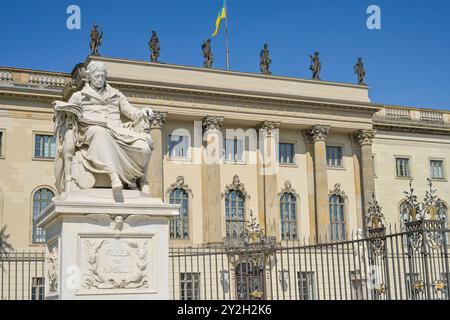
[32,188,54,243]
[225,191,245,240]
[329,195,345,241]
[279,181,299,240]
[169,188,189,239]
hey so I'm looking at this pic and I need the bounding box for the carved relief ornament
[303,125,330,144]
[202,116,224,133]
[354,129,376,146]
[221,175,250,199]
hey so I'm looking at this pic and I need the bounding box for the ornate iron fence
[1,181,449,300]
[0,227,449,300]
[169,226,450,300]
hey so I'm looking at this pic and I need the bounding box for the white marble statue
[53,61,155,193]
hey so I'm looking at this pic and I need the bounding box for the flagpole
[224,0,230,70]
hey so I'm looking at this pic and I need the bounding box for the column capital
[202,115,224,133]
[354,129,377,146]
[257,121,281,137]
[149,111,168,129]
[302,125,330,144]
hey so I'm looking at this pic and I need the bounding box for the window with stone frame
[279,143,295,164]
[225,190,245,240]
[34,134,56,159]
[223,175,249,241]
[169,188,189,240]
[31,277,45,300]
[180,273,201,300]
[280,192,297,240]
[395,157,411,178]
[32,188,54,243]
[224,137,244,163]
[326,145,343,167]
[430,159,445,180]
[167,176,191,240]
[329,194,346,241]
[167,134,189,158]
[297,272,316,300]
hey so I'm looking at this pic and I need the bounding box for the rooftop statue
[354,57,367,85]
[309,50,321,80]
[149,31,160,62]
[90,23,103,56]
[260,43,272,75]
[53,61,155,194]
[202,39,214,68]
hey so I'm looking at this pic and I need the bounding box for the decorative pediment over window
[221,175,250,199]
[278,181,300,198]
[329,183,347,198]
[166,176,193,196]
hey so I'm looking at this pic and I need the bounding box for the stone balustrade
[0,67,70,88]
[385,107,411,119]
[420,110,444,123]
[0,70,13,82]
[29,73,68,87]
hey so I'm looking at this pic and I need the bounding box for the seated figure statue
[53,61,155,194]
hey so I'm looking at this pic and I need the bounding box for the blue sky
[0,0,449,109]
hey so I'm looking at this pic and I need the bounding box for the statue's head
[86,61,107,90]
[264,43,268,49]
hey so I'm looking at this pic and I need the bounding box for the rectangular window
[168,135,189,158]
[34,134,56,159]
[225,138,244,163]
[31,277,45,300]
[396,157,411,178]
[180,273,201,300]
[430,160,445,180]
[297,272,315,300]
[279,143,294,164]
[350,271,369,300]
[405,273,419,300]
[326,145,343,167]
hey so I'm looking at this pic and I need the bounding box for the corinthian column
[257,121,280,239]
[354,129,376,234]
[303,125,330,241]
[201,116,224,244]
[148,112,167,199]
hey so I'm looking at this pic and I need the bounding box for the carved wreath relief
[80,236,154,293]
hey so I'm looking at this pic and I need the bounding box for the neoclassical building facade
[1,56,449,250]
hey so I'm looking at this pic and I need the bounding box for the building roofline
[85,55,370,91]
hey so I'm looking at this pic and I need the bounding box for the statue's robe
[66,83,153,186]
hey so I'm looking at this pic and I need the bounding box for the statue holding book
[53,61,155,194]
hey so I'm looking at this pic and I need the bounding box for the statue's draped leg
[63,129,76,192]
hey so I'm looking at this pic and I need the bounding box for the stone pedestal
[37,189,179,300]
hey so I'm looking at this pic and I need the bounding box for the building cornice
[107,80,381,113]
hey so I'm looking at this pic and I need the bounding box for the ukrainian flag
[212,6,226,37]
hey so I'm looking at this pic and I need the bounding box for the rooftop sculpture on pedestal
[90,23,103,56]
[260,43,272,75]
[309,50,321,80]
[149,31,160,62]
[53,61,155,194]
[354,57,367,85]
[202,39,214,68]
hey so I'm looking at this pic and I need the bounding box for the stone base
[37,189,179,300]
